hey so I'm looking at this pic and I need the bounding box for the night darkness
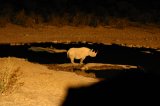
[0,0,160,26]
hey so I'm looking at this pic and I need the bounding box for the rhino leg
[70,57,75,64]
[80,57,85,64]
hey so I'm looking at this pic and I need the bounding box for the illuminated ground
[0,24,160,49]
[0,24,160,106]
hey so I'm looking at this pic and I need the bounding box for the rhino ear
[90,49,93,52]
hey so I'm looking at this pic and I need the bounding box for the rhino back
[68,47,90,59]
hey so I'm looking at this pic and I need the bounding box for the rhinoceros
[67,47,97,64]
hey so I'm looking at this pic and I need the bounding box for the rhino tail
[67,51,69,58]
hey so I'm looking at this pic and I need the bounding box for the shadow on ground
[62,72,160,106]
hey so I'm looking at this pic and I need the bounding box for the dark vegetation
[0,0,160,27]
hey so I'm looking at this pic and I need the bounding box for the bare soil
[0,24,160,49]
[0,24,160,106]
[0,57,98,106]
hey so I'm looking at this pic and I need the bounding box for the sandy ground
[0,24,160,106]
[0,57,98,106]
[0,24,160,49]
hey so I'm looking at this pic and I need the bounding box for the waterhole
[0,42,159,78]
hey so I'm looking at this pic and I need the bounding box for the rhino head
[89,49,97,57]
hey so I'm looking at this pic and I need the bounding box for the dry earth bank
[0,57,98,106]
[0,24,160,49]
